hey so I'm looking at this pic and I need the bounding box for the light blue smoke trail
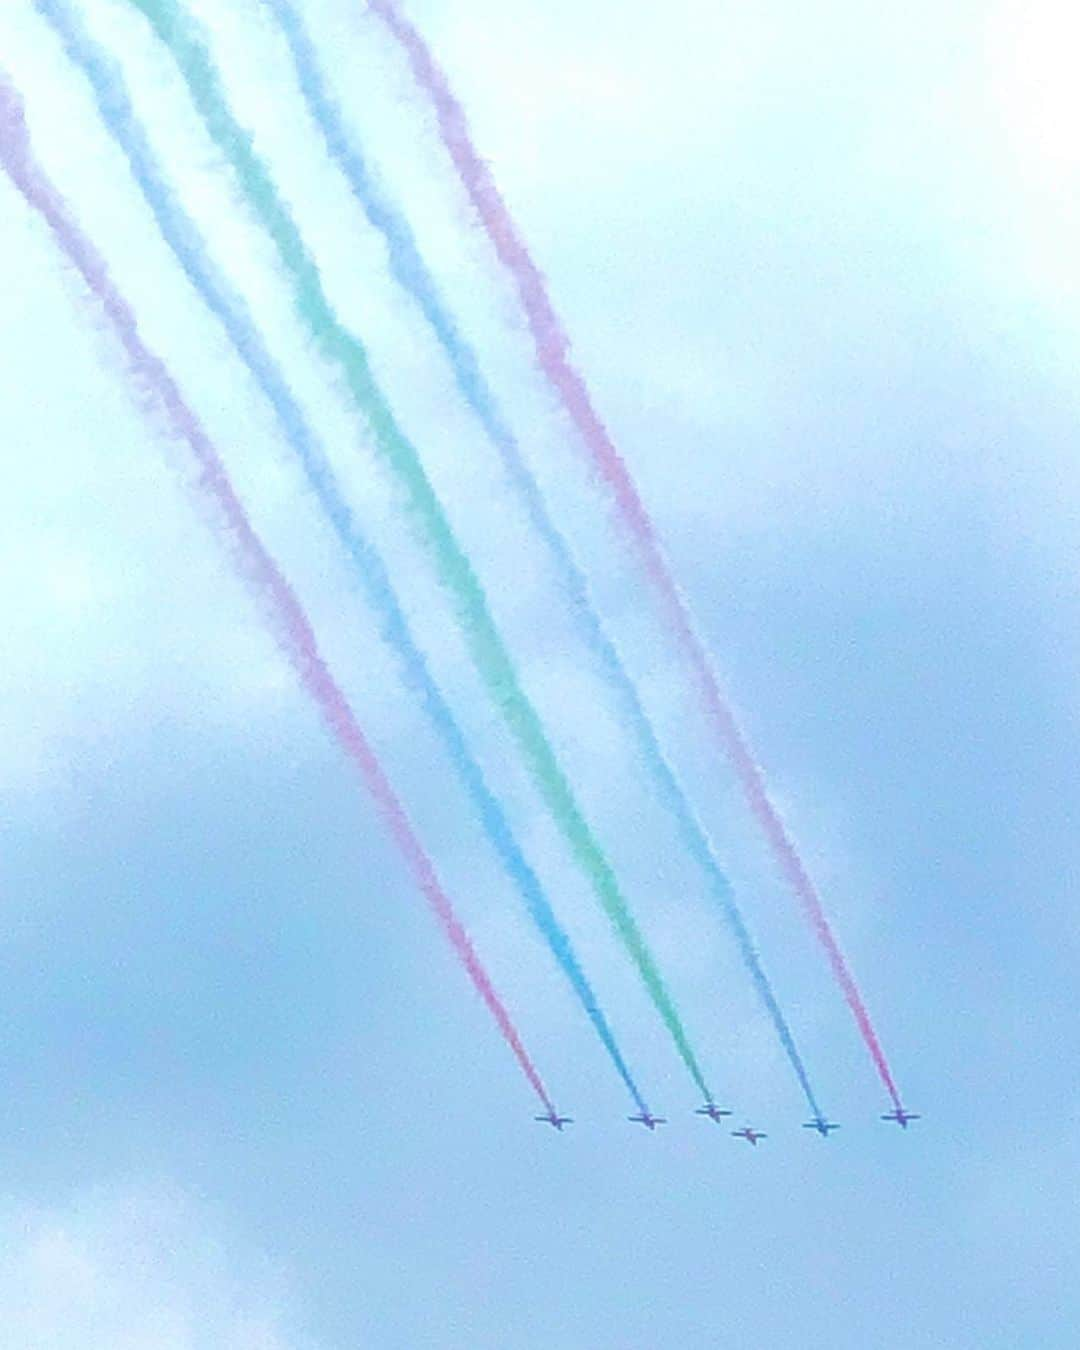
[38,0,651,1116]
[269,0,824,1117]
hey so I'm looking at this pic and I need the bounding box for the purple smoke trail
[369,0,904,1110]
[0,75,555,1115]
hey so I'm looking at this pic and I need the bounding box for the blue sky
[3,0,1079,1345]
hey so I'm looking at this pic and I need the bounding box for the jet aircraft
[731,1126,767,1146]
[628,1112,667,1131]
[695,1103,734,1123]
[802,1117,841,1137]
[534,1111,573,1132]
[881,1107,921,1130]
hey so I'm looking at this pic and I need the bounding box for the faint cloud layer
[1,1180,319,1350]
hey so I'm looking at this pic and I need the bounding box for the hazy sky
[3,1,1079,1346]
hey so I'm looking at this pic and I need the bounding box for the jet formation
[532,1106,921,1139]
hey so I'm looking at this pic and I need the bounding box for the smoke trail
[37,0,649,1120]
[126,0,714,1102]
[370,0,904,1111]
[0,74,556,1116]
[267,0,823,1118]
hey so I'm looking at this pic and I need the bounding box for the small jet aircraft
[695,1102,734,1123]
[628,1112,667,1131]
[534,1111,573,1132]
[731,1126,767,1146]
[881,1107,921,1130]
[802,1117,841,1137]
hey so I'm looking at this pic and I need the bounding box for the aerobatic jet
[802,1116,841,1137]
[534,1111,573,1132]
[695,1102,734,1123]
[881,1107,921,1130]
[628,1112,667,1131]
[731,1126,767,1146]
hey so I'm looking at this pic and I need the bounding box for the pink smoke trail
[369,0,903,1110]
[0,76,555,1115]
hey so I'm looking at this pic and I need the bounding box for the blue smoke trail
[269,0,824,1117]
[38,0,651,1115]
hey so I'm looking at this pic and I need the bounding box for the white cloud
[0,1181,319,1350]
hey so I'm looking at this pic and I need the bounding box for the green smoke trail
[127,0,712,1099]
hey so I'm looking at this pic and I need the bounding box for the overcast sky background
[2,1,1079,1346]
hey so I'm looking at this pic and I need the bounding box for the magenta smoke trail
[370,0,903,1110]
[0,77,555,1116]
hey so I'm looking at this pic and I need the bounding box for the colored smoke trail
[269,0,824,1118]
[37,0,650,1125]
[0,74,555,1116]
[127,0,713,1103]
[371,0,904,1111]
